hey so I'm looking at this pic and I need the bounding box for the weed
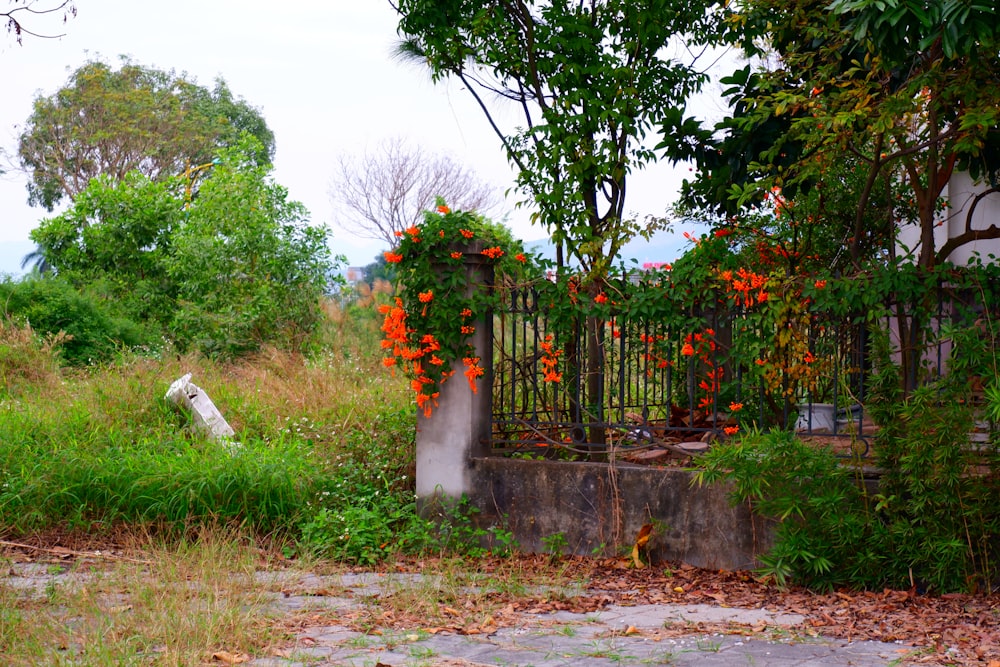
[541,531,569,557]
[696,635,723,652]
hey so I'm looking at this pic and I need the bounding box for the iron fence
[490,282,873,457]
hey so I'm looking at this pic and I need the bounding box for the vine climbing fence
[487,268,1000,458]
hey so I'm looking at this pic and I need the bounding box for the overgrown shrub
[698,401,1000,593]
[0,276,154,366]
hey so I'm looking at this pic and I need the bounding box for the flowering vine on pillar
[380,200,533,417]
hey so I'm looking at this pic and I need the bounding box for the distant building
[345,266,364,283]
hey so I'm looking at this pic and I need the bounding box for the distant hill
[524,223,711,267]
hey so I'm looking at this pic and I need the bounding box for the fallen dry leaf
[211,651,248,664]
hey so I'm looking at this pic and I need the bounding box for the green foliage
[695,430,873,590]
[394,0,717,275]
[296,410,515,564]
[29,171,183,325]
[166,138,333,357]
[0,436,324,534]
[30,136,336,359]
[17,57,274,211]
[296,409,419,565]
[697,358,1000,593]
[0,276,154,366]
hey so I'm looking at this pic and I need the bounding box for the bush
[0,276,154,366]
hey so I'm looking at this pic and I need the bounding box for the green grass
[0,298,418,550]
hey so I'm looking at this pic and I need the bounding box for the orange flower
[729,402,743,412]
[515,253,526,263]
[481,246,504,259]
[405,225,420,237]
[418,290,433,303]
[460,308,472,318]
[459,228,474,239]
[439,230,445,238]
[461,325,475,335]
[681,342,695,356]
[594,292,608,305]
[377,304,391,314]
[382,357,396,367]
[383,251,403,263]
[724,426,739,436]
[463,357,485,392]
[394,230,404,237]
[814,279,827,289]
[437,204,450,214]
[450,251,463,259]
[429,355,444,366]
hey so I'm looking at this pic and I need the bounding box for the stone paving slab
[251,588,916,667]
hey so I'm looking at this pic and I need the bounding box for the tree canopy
[30,136,333,357]
[667,0,1000,269]
[392,0,720,276]
[17,57,275,211]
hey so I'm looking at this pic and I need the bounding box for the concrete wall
[467,458,773,571]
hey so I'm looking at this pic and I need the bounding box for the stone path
[250,572,919,667]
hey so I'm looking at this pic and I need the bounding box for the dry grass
[0,527,284,666]
[0,318,68,399]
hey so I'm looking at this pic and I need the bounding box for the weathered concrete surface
[469,458,773,571]
[244,571,909,667]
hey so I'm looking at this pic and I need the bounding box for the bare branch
[330,136,504,247]
[936,186,1000,262]
[2,0,76,44]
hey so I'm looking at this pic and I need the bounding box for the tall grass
[0,294,413,544]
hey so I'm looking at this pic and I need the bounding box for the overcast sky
[1,1,714,274]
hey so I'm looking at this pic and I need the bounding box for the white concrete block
[165,373,237,444]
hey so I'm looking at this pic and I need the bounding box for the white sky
[0,1,710,272]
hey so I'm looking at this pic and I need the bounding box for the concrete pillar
[415,248,493,503]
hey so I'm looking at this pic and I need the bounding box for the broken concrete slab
[165,373,236,443]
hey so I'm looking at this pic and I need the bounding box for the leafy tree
[392,0,719,276]
[331,136,502,247]
[2,0,75,44]
[30,136,335,357]
[17,57,275,211]
[668,0,1000,393]
[672,0,1000,270]
[30,171,183,325]
[167,139,333,357]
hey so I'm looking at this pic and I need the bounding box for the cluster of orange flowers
[539,334,563,383]
[463,356,485,391]
[681,329,723,412]
[379,298,450,417]
[481,246,504,259]
[719,268,769,307]
[639,332,670,376]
